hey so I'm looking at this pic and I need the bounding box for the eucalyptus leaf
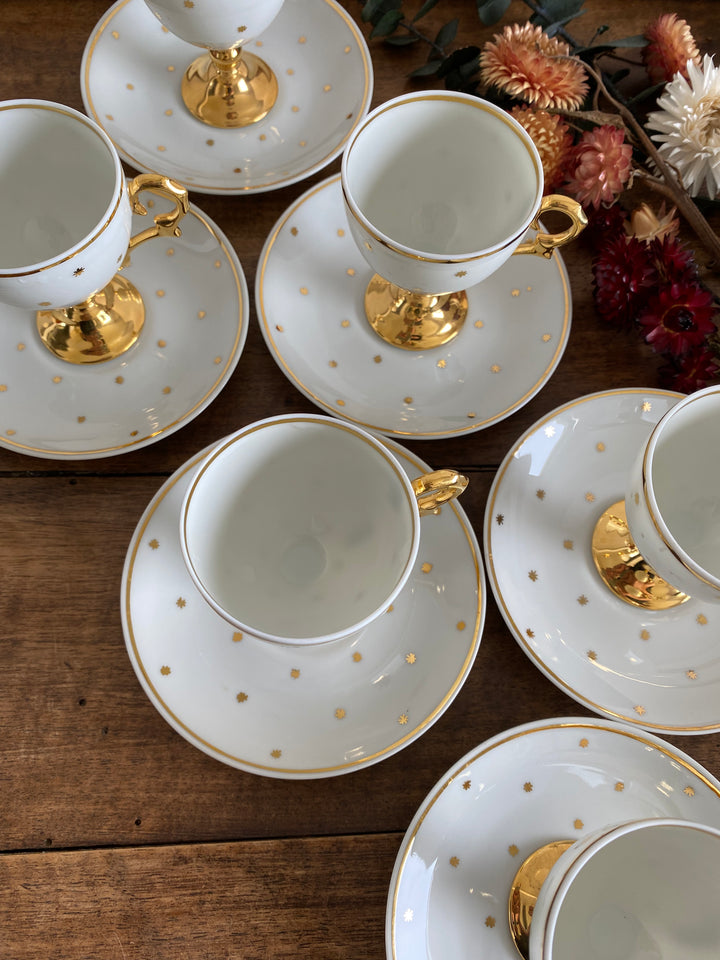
[529,0,585,21]
[476,0,511,25]
[413,0,442,23]
[434,18,458,49]
[437,45,481,79]
[409,60,444,77]
[370,9,404,38]
[361,0,400,24]
[385,34,420,45]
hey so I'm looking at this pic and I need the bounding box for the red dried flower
[592,235,658,328]
[643,13,700,84]
[659,344,720,392]
[480,22,589,111]
[650,236,697,284]
[638,281,716,355]
[584,203,627,250]
[566,125,633,209]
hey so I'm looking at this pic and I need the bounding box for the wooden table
[2,2,719,956]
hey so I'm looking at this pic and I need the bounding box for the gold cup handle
[412,469,468,517]
[125,173,190,254]
[514,194,587,259]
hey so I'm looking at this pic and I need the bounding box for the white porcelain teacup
[0,99,188,364]
[179,414,467,645]
[340,91,586,349]
[143,0,285,127]
[624,385,720,605]
[528,818,720,960]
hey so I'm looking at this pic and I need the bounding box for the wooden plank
[1,834,398,959]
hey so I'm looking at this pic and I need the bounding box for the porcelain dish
[81,0,373,194]
[387,716,720,960]
[483,389,720,734]
[256,175,571,438]
[0,200,247,458]
[121,438,485,777]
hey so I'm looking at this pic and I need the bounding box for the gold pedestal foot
[36,274,145,365]
[591,500,689,610]
[181,48,278,128]
[364,275,468,350]
[508,840,573,960]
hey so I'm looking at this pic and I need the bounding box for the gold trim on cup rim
[340,92,543,265]
[0,100,124,278]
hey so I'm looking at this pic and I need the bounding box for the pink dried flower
[566,125,633,209]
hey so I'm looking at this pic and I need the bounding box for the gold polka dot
[290,668,300,678]
[344,45,351,53]
[5,429,15,436]
[105,114,114,122]
[346,268,355,276]
[615,782,624,792]
[684,785,696,797]
[233,167,242,173]
[165,109,173,116]
[206,139,215,146]
[328,360,338,368]
[404,397,413,405]
[149,539,159,550]
[214,260,221,269]
[0,385,6,393]
[214,356,222,365]
[130,430,138,437]
[52,376,62,384]
[126,83,134,90]
[298,35,307,43]
[292,105,300,113]
[337,228,345,237]
[341,319,350,328]
[232,632,243,642]
[474,320,484,329]
[449,856,459,868]
[156,340,167,348]
[574,819,584,830]
[373,355,382,364]
[421,562,433,574]
[162,386,172,394]
[156,290,165,297]
[290,227,298,236]
[166,248,175,256]
[596,442,606,452]
[640,629,650,640]
[485,917,496,928]
[160,665,171,676]
[299,140,307,147]
[456,621,466,631]
[112,30,119,38]
[491,364,501,373]
[198,310,206,319]
[167,65,175,72]
[405,653,416,664]
[17,343,25,351]
[352,652,362,663]
[157,145,166,152]
[259,134,266,141]
[77,416,86,423]
[336,399,346,407]
[300,286,308,295]
[335,707,346,720]
[323,84,332,92]
[287,68,295,76]
[275,325,284,333]
[579,738,589,748]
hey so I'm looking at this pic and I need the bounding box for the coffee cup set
[3,3,720,958]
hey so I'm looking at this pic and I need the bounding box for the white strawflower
[646,54,720,199]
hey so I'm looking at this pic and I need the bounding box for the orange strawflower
[510,105,574,191]
[480,22,589,111]
[643,13,700,84]
[565,125,633,209]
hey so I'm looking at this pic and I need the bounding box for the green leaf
[385,34,420,46]
[434,18,458,49]
[361,0,401,24]
[436,45,481,79]
[409,60,444,77]
[413,0,442,23]
[530,0,585,21]
[370,9,404,38]
[476,0,511,25]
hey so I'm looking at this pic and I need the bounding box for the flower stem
[587,62,720,268]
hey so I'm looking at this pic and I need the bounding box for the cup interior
[182,418,418,642]
[0,103,118,271]
[547,820,720,960]
[343,95,540,257]
[647,389,720,579]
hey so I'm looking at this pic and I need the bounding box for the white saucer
[0,201,247,459]
[121,438,485,778]
[256,175,571,439]
[387,716,720,960]
[81,0,372,195]
[483,389,720,734]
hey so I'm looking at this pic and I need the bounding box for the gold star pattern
[73,267,84,276]
[485,917,496,928]
[496,514,504,525]
[290,226,298,236]
[634,705,646,715]
[491,364,501,373]
[405,653,416,664]
[579,738,589,748]
[77,416,85,423]
[462,780,471,791]
[542,333,552,342]
[403,909,414,923]
[335,708,346,720]
[578,595,589,606]
[455,270,467,277]
[232,632,243,642]
[615,782,624,792]
[270,749,282,759]
[596,442,606,452]
[544,424,556,437]
[687,669,697,680]
[536,489,546,500]
[475,319,484,329]
[574,819,584,830]
[341,319,350,328]
[352,652,362,663]
[642,401,652,412]
[149,539,159,550]
[523,782,533,793]
[176,597,186,609]
[236,692,248,703]
[526,628,535,638]
[373,355,382,364]
[160,666,171,676]
[509,844,519,857]
[640,629,650,640]
[300,286,308,295]
[528,570,538,582]
[291,668,300,679]
[449,856,460,868]
[588,650,597,660]
[511,288,520,297]
[421,562,433,574]
[563,540,574,550]
[684,786,695,797]
[697,614,708,625]
[437,359,446,368]
[585,492,595,502]
[398,713,409,725]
